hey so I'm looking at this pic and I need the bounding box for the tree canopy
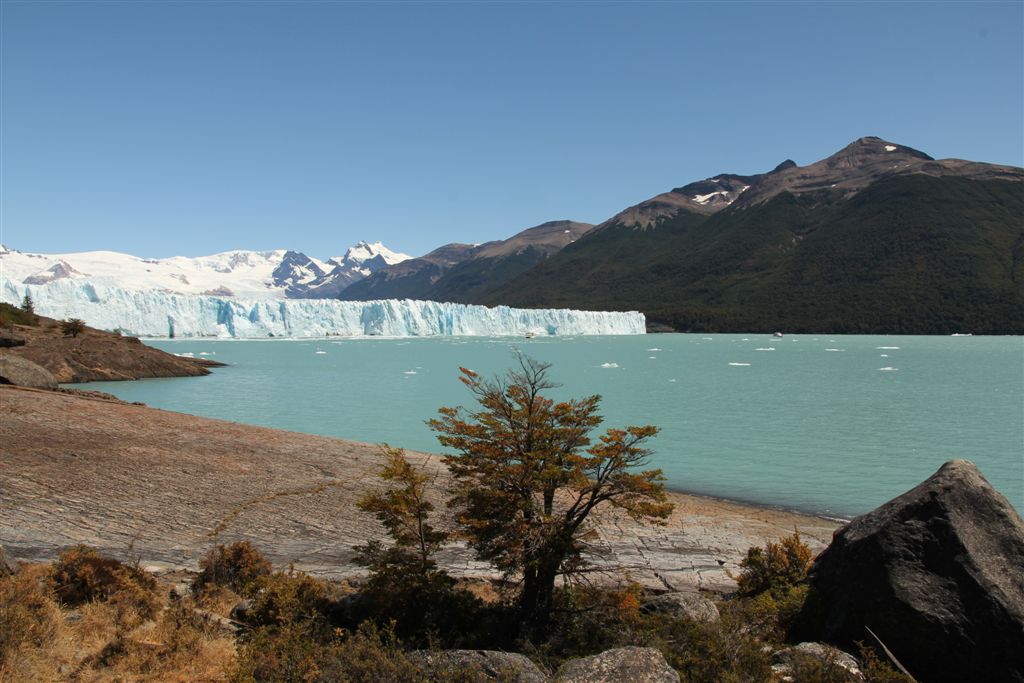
[428,355,672,625]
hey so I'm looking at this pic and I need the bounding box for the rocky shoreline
[0,313,222,384]
[0,385,839,593]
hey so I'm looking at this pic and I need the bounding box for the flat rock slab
[411,650,548,683]
[0,386,838,590]
[555,647,679,683]
[0,354,57,389]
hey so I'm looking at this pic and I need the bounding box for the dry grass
[0,556,236,683]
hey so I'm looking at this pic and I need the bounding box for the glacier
[1,278,645,338]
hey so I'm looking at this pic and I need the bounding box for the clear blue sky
[2,1,1022,259]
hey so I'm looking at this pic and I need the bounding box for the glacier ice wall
[1,278,645,338]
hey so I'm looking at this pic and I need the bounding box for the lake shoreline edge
[1,384,842,592]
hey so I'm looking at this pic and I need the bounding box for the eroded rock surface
[799,459,1024,683]
[0,543,21,576]
[772,642,862,682]
[0,386,837,590]
[554,647,678,683]
[0,354,57,389]
[411,650,548,683]
[640,591,720,623]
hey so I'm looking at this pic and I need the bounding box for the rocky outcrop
[410,650,548,683]
[640,591,720,623]
[2,318,216,383]
[772,642,862,681]
[0,331,26,348]
[0,354,57,389]
[0,543,21,576]
[798,460,1024,683]
[554,647,678,683]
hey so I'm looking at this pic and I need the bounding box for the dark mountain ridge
[340,220,593,302]
[481,137,1024,334]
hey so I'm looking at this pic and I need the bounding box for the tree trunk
[520,559,559,632]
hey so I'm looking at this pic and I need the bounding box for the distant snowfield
[0,242,411,300]
[0,277,646,338]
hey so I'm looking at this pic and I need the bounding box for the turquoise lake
[73,334,1023,519]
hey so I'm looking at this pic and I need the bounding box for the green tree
[355,445,448,582]
[61,318,86,338]
[429,356,672,628]
[20,294,36,323]
[353,446,472,641]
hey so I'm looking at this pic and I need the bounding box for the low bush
[245,571,333,630]
[194,541,272,598]
[0,302,34,327]
[0,565,62,673]
[80,599,236,681]
[49,545,159,626]
[534,584,772,682]
[730,583,811,642]
[652,613,773,683]
[60,317,86,338]
[232,622,422,683]
[734,530,814,597]
[786,648,861,683]
[858,643,916,683]
[351,541,494,647]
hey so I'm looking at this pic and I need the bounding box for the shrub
[0,302,35,327]
[245,571,332,629]
[735,530,813,597]
[232,622,423,683]
[0,566,61,671]
[49,545,159,626]
[858,642,916,683]
[732,583,811,643]
[786,647,861,683]
[351,539,492,647]
[60,317,86,338]
[80,600,236,680]
[652,612,773,683]
[194,541,272,597]
[533,584,773,682]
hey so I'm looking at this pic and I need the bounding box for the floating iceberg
[1,278,645,338]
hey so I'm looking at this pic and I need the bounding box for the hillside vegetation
[485,176,1024,334]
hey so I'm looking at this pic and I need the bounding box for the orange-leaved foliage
[428,355,673,625]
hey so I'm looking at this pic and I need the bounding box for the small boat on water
[524,331,536,339]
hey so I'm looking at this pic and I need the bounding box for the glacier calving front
[1,279,645,338]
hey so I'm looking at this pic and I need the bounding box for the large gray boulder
[798,460,1024,683]
[410,650,548,683]
[640,591,720,623]
[554,647,678,683]
[0,354,57,389]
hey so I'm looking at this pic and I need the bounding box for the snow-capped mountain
[288,241,412,299]
[0,241,411,300]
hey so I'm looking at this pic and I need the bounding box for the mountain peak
[337,241,411,268]
[727,135,1019,209]
[828,137,934,166]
